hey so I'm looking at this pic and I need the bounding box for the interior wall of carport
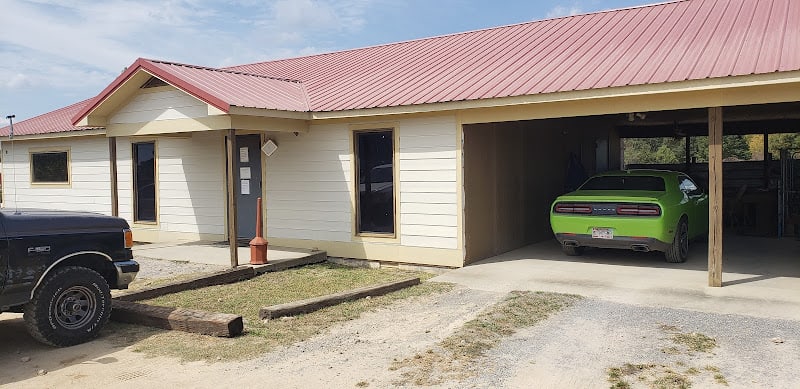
[463,117,619,264]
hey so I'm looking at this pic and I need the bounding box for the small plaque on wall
[241,179,250,195]
[261,139,278,156]
[239,147,249,163]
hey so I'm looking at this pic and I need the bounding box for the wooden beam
[226,129,239,268]
[708,107,724,287]
[114,267,256,302]
[111,300,243,338]
[259,277,420,320]
[109,137,119,217]
[617,118,800,138]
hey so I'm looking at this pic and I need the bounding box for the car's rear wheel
[665,218,689,263]
[561,244,584,256]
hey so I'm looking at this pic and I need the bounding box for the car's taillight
[123,228,134,248]
[554,203,593,214]
[616,204,661,216]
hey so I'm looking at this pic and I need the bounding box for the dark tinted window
[580,175,666,191]
[31,151,68,183]
[133,142,156,222]
[356,130,394,234]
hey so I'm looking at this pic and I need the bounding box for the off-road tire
[665,218,689,263]
[561,244,584,256]
[23,266,111,347]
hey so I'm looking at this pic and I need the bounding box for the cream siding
[265,115,459,251]
[1,136,112,214]
[266,124,353,242]
[109,86,208,124]
[398,116,459,250]
[117,132,225,238]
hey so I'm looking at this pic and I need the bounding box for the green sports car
[550,170,708,262]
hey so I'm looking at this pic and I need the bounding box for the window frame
[132,141,158,224]
[352,128,397,238]
[29,148,71,186]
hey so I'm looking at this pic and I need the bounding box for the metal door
[234,135,262,238]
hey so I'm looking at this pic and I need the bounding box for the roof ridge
[225,0,687,70]
[147,58,304,84]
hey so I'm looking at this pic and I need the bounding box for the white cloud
[4,73,31,89]
[0,0,376,119]
[546,4,583,18]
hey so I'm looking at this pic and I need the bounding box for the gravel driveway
[3,259,798,388]
[218,288,798,389]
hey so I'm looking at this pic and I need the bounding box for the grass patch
[107,263,452,361]
[607,363,692,389]
[607,325,724,389]
[659,324,717,354]
[390,291,581,386]
[671,332,717,353]
[652,370,691,389]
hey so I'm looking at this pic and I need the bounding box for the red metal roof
[71,58,307,125]
[227,0,800,111]
[147,60,308,112]
[8,0,800,136]
[0,99,98,137]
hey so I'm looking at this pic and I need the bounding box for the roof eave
[71,58,233,126]
[309,71,800,123]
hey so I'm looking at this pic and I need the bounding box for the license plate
[592,227,614,240]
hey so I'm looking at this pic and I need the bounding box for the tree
[623,138,685,165]
[767,133,800,158]
[624,135,753,165]
[688,135,751,162]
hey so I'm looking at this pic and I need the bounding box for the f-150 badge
[27,246,51,254]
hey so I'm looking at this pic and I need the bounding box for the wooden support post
[226,129,239,268]
[108,137,119,217]
[708,107,724,287]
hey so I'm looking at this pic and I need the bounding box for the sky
[1,0,652,122]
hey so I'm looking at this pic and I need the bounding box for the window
[580,176,666,191]
[31,150,69,183]
[678,176,703,196]
[355,130,394,235]
[133,142,157,222]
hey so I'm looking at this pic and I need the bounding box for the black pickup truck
[0,209,139,346]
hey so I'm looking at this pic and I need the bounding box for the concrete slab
[434,236,800,321]
[133,241,321,267]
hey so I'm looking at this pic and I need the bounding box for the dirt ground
[2,284,797,389]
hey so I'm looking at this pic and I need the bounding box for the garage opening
[463,115,620,264]
[463,102,800,274]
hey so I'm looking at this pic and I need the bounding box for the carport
[461,101,800,287]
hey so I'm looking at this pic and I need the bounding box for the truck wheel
[665,218,689,263]
[23,266,111,347]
